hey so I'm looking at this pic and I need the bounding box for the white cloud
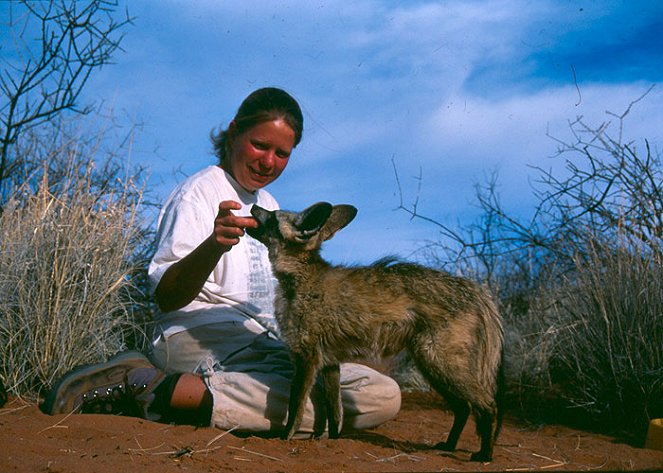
[425,82,661,163]
[405,82,662,217]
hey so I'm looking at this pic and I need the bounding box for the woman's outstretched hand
[213,200,259,249]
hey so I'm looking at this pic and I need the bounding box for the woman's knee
[341,364,402,429]
[366,373,401,423]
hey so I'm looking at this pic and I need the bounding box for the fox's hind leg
[408,346,471,453]
[433,395,470,452]
[471,404,498,462]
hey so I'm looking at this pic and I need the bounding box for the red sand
[2,392,663,472]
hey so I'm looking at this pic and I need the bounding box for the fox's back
[274,258,499,364]
[319,259,493,319]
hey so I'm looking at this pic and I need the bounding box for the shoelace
[80,376,148,417]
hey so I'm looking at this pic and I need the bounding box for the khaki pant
[149,321,401,436]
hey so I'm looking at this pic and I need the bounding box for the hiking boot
[41,350,167,420]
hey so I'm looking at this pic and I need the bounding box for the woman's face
[224,119,296,192]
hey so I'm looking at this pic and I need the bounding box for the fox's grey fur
[247,202,505,462]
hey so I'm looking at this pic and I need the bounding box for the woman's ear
[227,120,237,134]
[224,120,238,158]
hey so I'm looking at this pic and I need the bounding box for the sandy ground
[2,391,663,472]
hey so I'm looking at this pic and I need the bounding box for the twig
[128,438,223,457]
[0,404,30,416]
[538,463,569,470]
[377,452,426,463]
[531,452,565,464]
[130,437,165,453]
[586,458,610,470]
[206,424,239,447]
[506,464,566,472]
[189,445,224,455]
[37,407,77,434]
[127,447,176,456]
[504,450,569,471]
[227,445,282,462]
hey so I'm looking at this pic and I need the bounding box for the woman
[43,87,401,436]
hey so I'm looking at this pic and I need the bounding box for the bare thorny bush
[396,87,662,440]
[1,0,133,200]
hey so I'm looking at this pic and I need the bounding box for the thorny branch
[0,0,134,198]
[393,86,660,286]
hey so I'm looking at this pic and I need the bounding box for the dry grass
[398,100,663,442]
[508,237,663,440]
[0,158,152,398]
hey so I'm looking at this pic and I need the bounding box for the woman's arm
[154,200,258,312]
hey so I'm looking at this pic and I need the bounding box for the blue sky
[3,1,662,264]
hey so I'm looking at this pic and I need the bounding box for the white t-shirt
[148,165,280,337]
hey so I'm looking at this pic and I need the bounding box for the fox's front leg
[283,352,319,440]
[320,364,342,438]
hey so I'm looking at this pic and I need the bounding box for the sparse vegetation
[512,237,663,439]
[0,1,151,400]
[397,88,663,442]
[0,127,154,399]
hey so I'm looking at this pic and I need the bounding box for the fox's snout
[246,205,272,241]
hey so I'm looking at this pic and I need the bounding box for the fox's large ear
[319,205,357,241]
[294,202,333,237]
